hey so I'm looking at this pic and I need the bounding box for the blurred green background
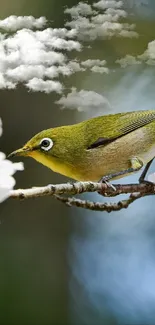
[1,1,155,325]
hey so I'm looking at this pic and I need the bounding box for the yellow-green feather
[22,110,155,181]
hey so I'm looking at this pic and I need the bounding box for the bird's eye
[40,138,53,151]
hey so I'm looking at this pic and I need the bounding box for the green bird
[9,110,155,183]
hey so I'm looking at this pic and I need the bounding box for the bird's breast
[29,151,76,179]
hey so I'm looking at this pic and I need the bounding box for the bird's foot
[98,176,116,196]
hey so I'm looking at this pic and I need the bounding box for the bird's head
[8,126,76,177]
[8,129,56,159]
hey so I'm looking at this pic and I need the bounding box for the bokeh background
[1,0,155,324]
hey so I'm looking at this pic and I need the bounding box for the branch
[9,181,155,212]
[54,192,147,212]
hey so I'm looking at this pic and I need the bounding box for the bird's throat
[29,151,74,179]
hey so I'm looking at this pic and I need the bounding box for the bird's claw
[98,176,116,196]
[102,179,116,192]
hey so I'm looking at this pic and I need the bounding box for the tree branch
[54,192,147,212]
[9,181,155,212]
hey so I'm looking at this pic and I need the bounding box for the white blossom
[0,119,24,203]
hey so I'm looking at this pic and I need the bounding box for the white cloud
[91,9,126,24]
[66,18,130,41]
[116,55,141,67]
[56,65,72,76]
[0,20,83,93]
[56,88,111,111]
[0,7,139,93]
[0,16,47,31]
[45,66,59,78]
[57,62,85,76]
[93,0,123,10]
[6,65,45,82]
[35,27,77,40]
[138,40,155,63]
[91,65,109,73]
[47,38,81,51]
[117,40,155,68]
[106,7,127,18]
[5,61,86,85]
[145,59,155,66]
[23,49,65,66]
[81,59,107,67]
[34,28,81,50]
[0,73,16,89]
[3,29,66,65]
[91,14,111,24]
[118,29,138,38]
[65,1,138,41]
[66,29,78,38]
[67,61,85,72]
[64,2,96,17]
[65,16,92,32]
[26,78,63,94]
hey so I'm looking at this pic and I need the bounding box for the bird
[8,110,155,183]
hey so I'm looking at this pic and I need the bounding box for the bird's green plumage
[10,110,155,181]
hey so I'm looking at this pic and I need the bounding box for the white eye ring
[40,138,53,151]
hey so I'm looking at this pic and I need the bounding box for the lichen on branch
[9,181,155,212]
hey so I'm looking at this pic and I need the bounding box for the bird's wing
[87,110,155,149]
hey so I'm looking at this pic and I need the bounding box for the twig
[54,192,145,212]
[9,181,155,212]
[10,181,155,199]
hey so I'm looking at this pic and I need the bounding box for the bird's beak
[8,147,31,158]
